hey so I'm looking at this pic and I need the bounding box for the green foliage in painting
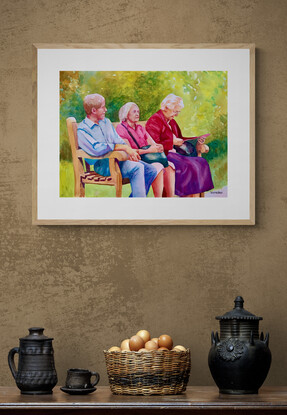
[60,71,227,196]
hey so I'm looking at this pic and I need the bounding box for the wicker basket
[104,349,191,395]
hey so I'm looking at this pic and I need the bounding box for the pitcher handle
[8,347,20,379]
[90,371,100,387]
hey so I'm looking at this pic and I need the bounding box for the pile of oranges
[108,330,187,352]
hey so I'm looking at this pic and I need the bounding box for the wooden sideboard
[0,386,286,414]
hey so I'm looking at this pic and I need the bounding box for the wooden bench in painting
[66,118,208,198]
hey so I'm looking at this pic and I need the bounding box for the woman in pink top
[116,102,175,197]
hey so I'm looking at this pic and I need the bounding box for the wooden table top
[0,386,287,413]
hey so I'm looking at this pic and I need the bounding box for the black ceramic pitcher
[208,296,271,394]
[8,327,58,394]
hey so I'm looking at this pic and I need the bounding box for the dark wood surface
[0,386,286,414]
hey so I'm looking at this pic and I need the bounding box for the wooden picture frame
[33,43,255,225]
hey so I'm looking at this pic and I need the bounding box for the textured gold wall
[0,0,286,388]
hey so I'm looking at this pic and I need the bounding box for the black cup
[65,368,100,389]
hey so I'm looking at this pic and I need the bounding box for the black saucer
[60,386,97,395]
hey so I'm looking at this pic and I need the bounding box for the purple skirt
[167,153,214,196]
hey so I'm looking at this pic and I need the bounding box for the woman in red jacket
[146,94,214,197]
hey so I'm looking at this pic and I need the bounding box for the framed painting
[33,43,255,225]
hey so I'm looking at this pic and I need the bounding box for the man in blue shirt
[77,94,159,197]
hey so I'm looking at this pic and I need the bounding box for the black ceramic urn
[208,296,271,394]
[8,327,58,394]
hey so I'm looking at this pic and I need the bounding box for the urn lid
[20,327,53,341]
[216,296,263,321]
